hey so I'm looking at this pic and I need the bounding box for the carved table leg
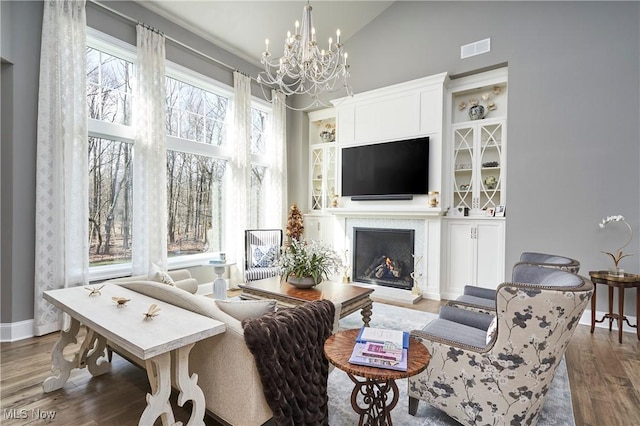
[172,343,205,426]
[361,303,373,327]
[347,373,399,426]
[141,352,176,426]
[43,318,81,392]
[80,328,111,377]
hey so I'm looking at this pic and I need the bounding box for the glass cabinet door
[311,147,324,210]
[451,120,505,213]
[453,126,475,210]
[478,122,503,210]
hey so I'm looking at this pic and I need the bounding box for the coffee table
[43,284,225,425]
[324,328,431,425]
[239,276,374,326]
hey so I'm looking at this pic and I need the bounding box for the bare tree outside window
[167,152,226,256]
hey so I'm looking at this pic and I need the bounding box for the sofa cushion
[215,299,277,321]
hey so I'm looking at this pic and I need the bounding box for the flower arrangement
[274,239,343,285]
[598,215,634,269]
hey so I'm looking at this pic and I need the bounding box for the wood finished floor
[1,295,638,426]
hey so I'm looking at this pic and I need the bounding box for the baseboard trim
[1,319,34,342]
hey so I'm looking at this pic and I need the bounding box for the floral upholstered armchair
[449,251,581,313]
[408,264,593,426]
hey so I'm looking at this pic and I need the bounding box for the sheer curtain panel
[265,89,287,229]
[228,71,251,284]
[34,0,88,336]
[132,25,168,275]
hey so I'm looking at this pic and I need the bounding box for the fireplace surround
[353,227,415,290]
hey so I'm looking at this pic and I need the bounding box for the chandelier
[258,1,352,109]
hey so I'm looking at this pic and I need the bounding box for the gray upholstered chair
[450,251,581,313]
[408,264,593,426]
[245,229,283,282]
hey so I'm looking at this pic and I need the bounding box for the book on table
[348,327,409,371]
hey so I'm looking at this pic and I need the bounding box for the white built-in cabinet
[444,219,505,298]
[307,108,337,212]
[305,108,336,244]
[443,67,508,296]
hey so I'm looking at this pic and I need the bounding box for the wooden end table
[43,284,225,425]
[324,328,430,425]
[239,276,374,326]
[589,270,640,343]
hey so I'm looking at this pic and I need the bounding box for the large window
[87,30,274,278]
[165,71,232,256]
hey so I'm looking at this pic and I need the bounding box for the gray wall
[1,1,639,325]
[315,1,639,313]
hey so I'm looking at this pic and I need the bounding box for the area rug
[328,302,576,426]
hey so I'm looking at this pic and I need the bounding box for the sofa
[104,271,275,425]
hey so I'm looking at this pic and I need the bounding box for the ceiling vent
[460,38,491,59]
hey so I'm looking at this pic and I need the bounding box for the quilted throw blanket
[242,300,335,426]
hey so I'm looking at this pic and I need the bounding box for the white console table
[43,284,224,426]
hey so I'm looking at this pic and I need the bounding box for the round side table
[589,270,640,343]
[324,328,430,425]
[204,262,236,299]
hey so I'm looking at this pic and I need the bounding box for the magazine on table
[356,327,410,350]
[349,327,410,371]
[348,342,408,371]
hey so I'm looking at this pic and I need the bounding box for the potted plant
[274,239,343,288]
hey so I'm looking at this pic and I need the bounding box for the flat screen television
[341,137,429,200]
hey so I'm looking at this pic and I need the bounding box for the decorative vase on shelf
[286,275,319,289]
[468,104,487,120]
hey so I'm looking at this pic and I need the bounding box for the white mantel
[327,205,443,218]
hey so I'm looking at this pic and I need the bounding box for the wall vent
[460,38,491,59]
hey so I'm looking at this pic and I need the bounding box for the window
[86,29,275,279]
[87,33,135,272]
[165,69,233,259]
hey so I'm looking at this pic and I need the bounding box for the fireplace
[352,227,415,290]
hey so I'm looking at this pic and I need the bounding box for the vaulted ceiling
[134,1,395,66]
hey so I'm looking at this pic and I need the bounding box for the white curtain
[265,89,288,229]
[34,0,87,336]
[228,71,251,284]
[132,25,167,275]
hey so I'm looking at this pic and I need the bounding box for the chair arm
[174,278,198,294]
[168,269,191,282]
[439,305,495,331]
[463,285,496,300]
[410,328,489,353]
